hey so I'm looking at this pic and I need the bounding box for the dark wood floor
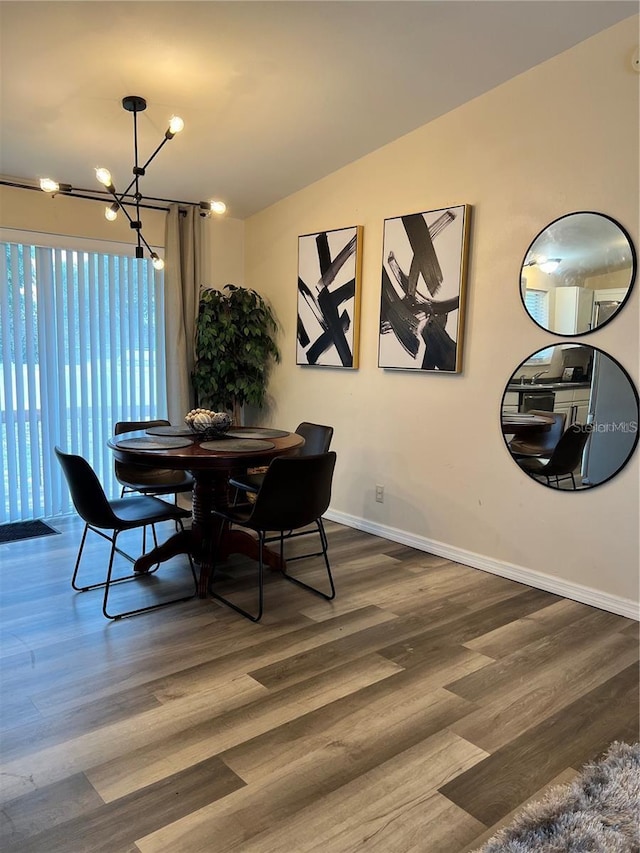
[1,514,638,852]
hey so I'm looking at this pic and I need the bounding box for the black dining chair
[228,421,334,498]
[55,447,198,619]
[509,410,567,459]
[210,451,337,622]
[517,423,591,489]
[114,419,194,503]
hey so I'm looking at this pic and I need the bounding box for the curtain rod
[0,179,198,213]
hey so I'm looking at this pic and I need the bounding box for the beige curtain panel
[164,204,202,423]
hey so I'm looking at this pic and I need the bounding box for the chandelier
[39,95,226,270]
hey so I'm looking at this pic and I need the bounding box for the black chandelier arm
[136,229,158,258]
[131,108,143,245]
[114,125,172,204]
[109,138,171,205]
[115,200,137,229]
[0,180,178,212]
[140,136,171,174]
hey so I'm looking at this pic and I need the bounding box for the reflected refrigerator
[582,351,638,486]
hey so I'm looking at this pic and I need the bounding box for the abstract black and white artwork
[378,205,470,372]
[297,226,362,368]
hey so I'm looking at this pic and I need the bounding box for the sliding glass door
[0,239,166,522]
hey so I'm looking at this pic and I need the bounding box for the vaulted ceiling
[0,1,636,218]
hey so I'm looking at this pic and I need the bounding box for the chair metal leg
[208,528,264,622]
[70,520,196,619]
[72,522,164,591]
[71,524,140,591]
[71,523,90,591]
[102,527,198,620]
[281,518,335,601]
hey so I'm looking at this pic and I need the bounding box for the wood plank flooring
[1,515,638,852]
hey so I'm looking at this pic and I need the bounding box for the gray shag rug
[475,741,640,852]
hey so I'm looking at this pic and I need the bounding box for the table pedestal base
[133,469,283,597]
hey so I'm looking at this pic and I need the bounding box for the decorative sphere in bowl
[184,409,232,439]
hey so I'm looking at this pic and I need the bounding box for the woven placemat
[226,428,289,439]
[115,436,193,450]
[200,439,275,452]
[145,425,194,437]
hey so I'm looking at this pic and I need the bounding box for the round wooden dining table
[501,412,555,435]
[108,427,305,597]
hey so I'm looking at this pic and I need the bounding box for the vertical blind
[524,288,549,328]
[0,240,167,522]
[523,286,553,362]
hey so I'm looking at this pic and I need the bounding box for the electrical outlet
[375,484,384,503]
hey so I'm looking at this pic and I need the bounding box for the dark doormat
[0,519,61,544]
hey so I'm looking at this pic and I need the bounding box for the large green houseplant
[192,284,280,425]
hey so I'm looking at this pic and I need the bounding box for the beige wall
[244,18,640,612]
[200,216,245,290]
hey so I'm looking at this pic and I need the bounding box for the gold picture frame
[378,204,471,372]
[296,225,363,368]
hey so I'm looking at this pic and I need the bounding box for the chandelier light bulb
[168,115,184,135]
[40,178,60,193]
[151,253,165,271]
[210,200,226,215]
[104,203,119,222]
[95,167,113,188]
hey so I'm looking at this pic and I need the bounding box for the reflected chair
[210,451,337,622]
[55,447,197,619]
[509,410,566,459]
[517,424,591,489]
[114,419,194,502]
[228,421,334,498]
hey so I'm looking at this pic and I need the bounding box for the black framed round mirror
[501,344,638,490]
[520,212,636,336]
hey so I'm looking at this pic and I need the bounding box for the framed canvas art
[297,225,363,368]
[378,205,471,372]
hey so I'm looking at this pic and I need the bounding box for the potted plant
[192,284,280,425]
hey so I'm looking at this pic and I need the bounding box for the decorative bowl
[184,409,232,440]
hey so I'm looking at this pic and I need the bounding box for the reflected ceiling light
[538,258,561,274]
[526,257,561,274]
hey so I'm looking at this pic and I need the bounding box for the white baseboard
[325,509,640,621]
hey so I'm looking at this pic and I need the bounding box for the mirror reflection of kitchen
[502,344,639,490]
[520,212,636,336]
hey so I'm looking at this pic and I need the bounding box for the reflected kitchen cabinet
[503,391,519,413]
[553,386,591,426]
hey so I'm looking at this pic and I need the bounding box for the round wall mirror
[501,344,638,490]
[520,212,636,335]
